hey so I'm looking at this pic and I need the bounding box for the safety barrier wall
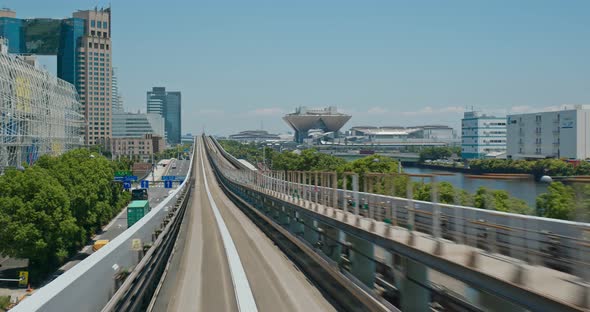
[12,141,195,312]
[206,137,587,311]
[210,137,590,279]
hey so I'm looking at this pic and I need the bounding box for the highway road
[153,137,335,312]
[49,159,191,280]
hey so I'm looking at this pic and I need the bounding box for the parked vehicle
[131,188,148,200]
[127,200,150,227]
[92,240,109,252]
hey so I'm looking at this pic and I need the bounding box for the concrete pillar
[314,172,319,203]
[466,287,526,312]
[342,174,348,212]
[307,171,315,202]
[321,225,342,263]
[278,206,289,225]
[289,210,304,235]
[352,174,359,215]
[400,258,429,312]
[407,179,415,231]
[347,234,375,288]
[332,172,338,209]
[302,214,319,246]
[432,176,441,239]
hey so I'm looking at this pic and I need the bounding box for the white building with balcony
[506,106,590,160]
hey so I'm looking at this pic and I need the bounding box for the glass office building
[0,8,113,146]
[0,11,24,54]
[147,87,182,145]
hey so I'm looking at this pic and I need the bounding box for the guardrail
[12,140,195,312]
[209,138,590,279]
[209,136,589,311]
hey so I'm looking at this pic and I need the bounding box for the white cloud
[400,105,464,116]
[367,106,389,114]
[249,107,285,116]
[197,108,225,116]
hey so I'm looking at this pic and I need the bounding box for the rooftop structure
[228,130,281,143]
[349,125,455,143]
[283,106,351,143]
[0,38,84,172]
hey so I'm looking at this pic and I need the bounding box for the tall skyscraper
[165,91,181,145]
[72,9,112,146]
[147,87,182,145]
[0,8,113,146]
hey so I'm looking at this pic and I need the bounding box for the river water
[402,166,549,208]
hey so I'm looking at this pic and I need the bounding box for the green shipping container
[127,200,150,227]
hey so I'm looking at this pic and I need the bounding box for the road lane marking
[199,139,258,312]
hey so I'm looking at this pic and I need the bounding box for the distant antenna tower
[260,120,264,130]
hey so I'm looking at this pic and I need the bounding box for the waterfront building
[0,8,114,146]
[0,38,84,172]
[506,106,590,160]
[349,125,455,144]
[461,111,507,159]
[146,87,182,145]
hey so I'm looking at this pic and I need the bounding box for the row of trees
[220,141,590,221]
[154,143,193,161]
[418,146,461,163]
[469,158,590,178]
[0,149,131,282]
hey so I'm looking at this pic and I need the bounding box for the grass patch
[0,295,11,310]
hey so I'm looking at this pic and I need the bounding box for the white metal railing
[208,137,590,281]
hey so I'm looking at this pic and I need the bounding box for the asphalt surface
[153,137,335,312]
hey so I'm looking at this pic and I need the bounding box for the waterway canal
[402,166,549,208]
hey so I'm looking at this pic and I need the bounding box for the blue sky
[8,0,590,135]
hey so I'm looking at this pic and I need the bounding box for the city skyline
[6,0,590,136]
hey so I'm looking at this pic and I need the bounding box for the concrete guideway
[199,141,258,311]
[153,137,335,312]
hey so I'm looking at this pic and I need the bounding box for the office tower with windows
[72,9,112,146]
[146,87,182,145]
[0,7,113,146]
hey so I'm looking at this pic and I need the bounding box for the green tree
[536,182,576,220]
[0,167,83,278]
[419,147,453,163]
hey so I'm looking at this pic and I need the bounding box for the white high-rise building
[507,106,590,160]
[461,111,507,159]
